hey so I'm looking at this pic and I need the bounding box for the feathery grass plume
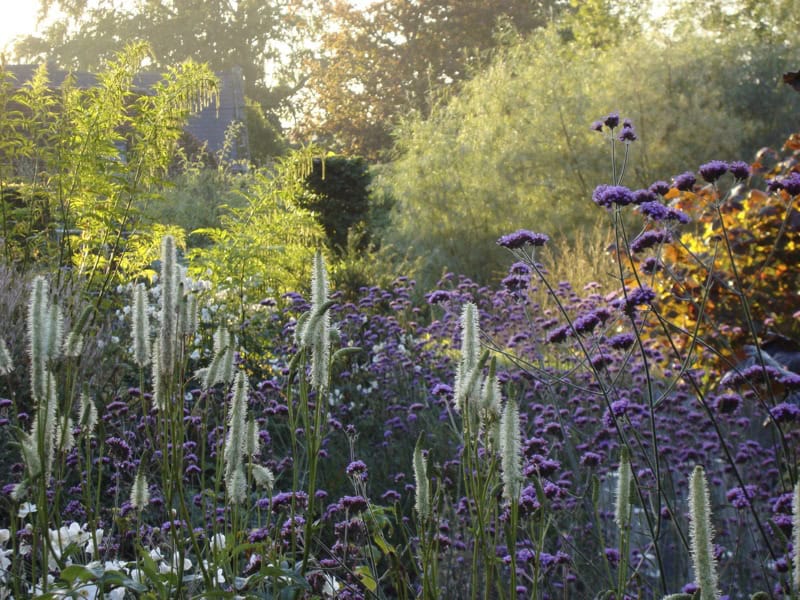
[252,464,275,491]
[479,358,502,448]
[63,304,93,358]
[130,468,150,511]
[0,338,12,375]
[132,282,151,367]
[228,465,248,505]
[245,418,260,457]
[46,303,63,363]
[27,276,50,402]
[454,302,481,415]
[224,371,249,502]
[19,431,41,481]
[201,326,234,388]
[151,344,166,411]
[689,465,720,600]
[175,281,187,338]
[158,235,178,378]
[183,292,198,336]
[614,447,632,530]
[56,417,75,454]
[303,251,332,390]
[413,435,430,521]
[499,398,522,502]
[78,391,98,434]
[793,480,800,591]
[32,371,59,483]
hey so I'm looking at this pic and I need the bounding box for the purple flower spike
[728,161,751,181]
[699,160,729,183]
[590,120,603,132]
[497,230,549,249]
[672,171,696,191]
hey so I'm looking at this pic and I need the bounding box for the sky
[0,2,41,55]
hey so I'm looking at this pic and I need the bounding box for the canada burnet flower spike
[295,251,333,390]
[499,397,522,502]
[158,235,178,379]
[413,434,430,521]
[454,302,481,421]
[130,467,150,512]
[132,282,151,368]
[614,447,632,531]
[0,338,12,376]
[224,370,249,504]
[689,465,720,600]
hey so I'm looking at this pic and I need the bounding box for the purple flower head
[630,229,672,254]
[340,495,369,512]
[726,485,758,509]
[590,120,603,132]
[546,324,571,344]
[592,185,635,208]
[728,161,751,181]
[640,256,661,274]
[618,124,637,142]
[607,332,636,350]
[573,311,602,335]
[509,261,532,275]
[672,171,696,191]
[649,180,671,196]
[665,207,691,224]
[715,393,741,414]
[632,189,657,205]
[617,286,656,315]
[604,548,621,567]
[603,112,620,129]
[502,274,529,294]
[104,436,132,461]
[346,460,369,481]
[769,402,800,424]
[699,160,729,183]
[580,452,602,467]
[638,201,670,221]
[497,230,549,249]
[426,290,451,305]
[774,172,800,195]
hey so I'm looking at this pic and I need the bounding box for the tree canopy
[376,24,800,289]
[289,0,567,160]
[15,0,291,109]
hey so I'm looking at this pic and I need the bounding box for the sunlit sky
[0,1,681,60]
[0,2,41,55]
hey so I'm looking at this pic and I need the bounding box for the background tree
[376,24,800,290]
[289,0,567,160]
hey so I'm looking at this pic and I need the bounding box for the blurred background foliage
[0,0,798,299]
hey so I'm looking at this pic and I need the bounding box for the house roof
[1,63,249,161]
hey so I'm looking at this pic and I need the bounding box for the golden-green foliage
[188,148,326,325]
[378,25,799,290]
[0,43,217,305]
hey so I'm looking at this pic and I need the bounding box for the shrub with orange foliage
[634,132,800,369]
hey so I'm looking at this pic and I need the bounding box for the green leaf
[355,565,377,592]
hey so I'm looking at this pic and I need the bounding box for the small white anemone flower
[17,502,37,518]
[210,533,227,552]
